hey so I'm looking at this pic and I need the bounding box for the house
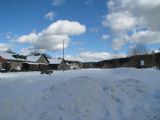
[22,54,49,71]
[0,51,50,72]
[48,58,62,70]
[65,60,83,69]
[48,58,70,70]
[0,51,27,71]
[0,56,6,70]
[59,59,71,70]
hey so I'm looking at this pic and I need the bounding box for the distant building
[65,60,83,69]
[48,58,62,70]
[0,51,27,71]
[0,56,6,70]
[49,58,83,70]
[0,51,49,71]
[22,54,49,71]
[48,58,70,70]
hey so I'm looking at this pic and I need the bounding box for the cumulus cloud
[103,0,160,50]
[112,34,129,50]
[117,0,160,30]
[112,30,160,50]
[20,47,47,56]
[45,11,57,21]
[18,20,86,51]
[0,43,10,51]
[18,32,38,43]
[20,47,33,56]
[52,0,65,6]
[45,20,86,35]
[112,38,126,50]
[107,0,114,8]
[130,30,160,44]
[102,10,137,32]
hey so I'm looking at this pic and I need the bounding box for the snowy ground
[0,68,160,120]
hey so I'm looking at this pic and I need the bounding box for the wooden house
[0,56,6,70]
[48,58,62,70]
[22,54,49,71]
[0,51,50,72]
[65,60,83,69]
[0,51,27,71]
[48,58,70,70]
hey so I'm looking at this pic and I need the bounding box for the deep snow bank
[28,76,160,120]
[0,68,160,120]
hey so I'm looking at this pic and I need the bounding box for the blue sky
[0,0,160,61]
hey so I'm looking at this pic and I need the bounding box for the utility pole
[62,39,65,72]
[63,39,64,61]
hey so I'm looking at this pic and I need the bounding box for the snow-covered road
[0,68,160,120]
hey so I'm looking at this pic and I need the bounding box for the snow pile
[0,68,160,120]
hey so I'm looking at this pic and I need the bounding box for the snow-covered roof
[23,62,48,65]
[0,51,17,60]
[27,55,41,62]
[48,58,62,64]
[0,52,48,63]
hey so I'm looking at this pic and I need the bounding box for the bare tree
[112,50,118,59]
[30,49,44,56]
[128,44,149,56]
[6,48,16,54]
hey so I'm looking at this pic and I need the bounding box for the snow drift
[0,68,160,120]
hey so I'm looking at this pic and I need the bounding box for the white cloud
[79,51,112,61]
[18,20,86,51]
[119,0,160,9]
[45,20,86,35]
[112,30,160,50]
[108,0,160,30]
[112,34,129,50]
[102,34,110,40]
[0,43,10,52]
[20,47,33,56]
[130,30,160,44]
[52,0,65,6]
[20,47,47,56]
[18,32,38,43]
[112,38,126,50]
[45,11,57,21]
[127,0,160,30]
[107,0,114,8]
[102,10,137,32]
[153,49,160,53]
[103,0,160,50]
